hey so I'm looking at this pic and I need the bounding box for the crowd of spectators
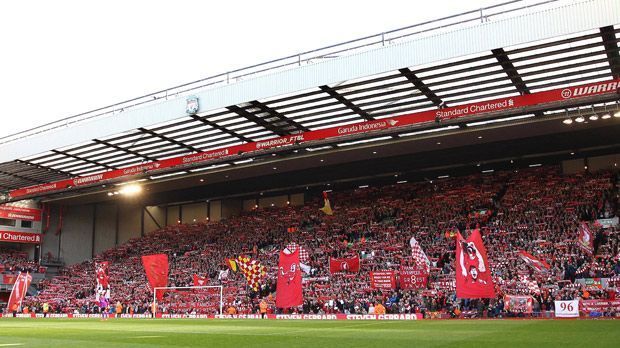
[21,166,620,318]
[0,248,38,274]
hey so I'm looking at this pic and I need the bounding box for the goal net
[153,285,223,315]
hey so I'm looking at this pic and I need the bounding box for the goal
[153,285,223,315]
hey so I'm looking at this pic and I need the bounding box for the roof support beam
[189,114,252,143]
[491,48,531,94]
[319,86,374,120]
[492,48,545,118]
[249,101,310,132]
[52,150,117,171]
[137,128,200,153]
[600,26,620,79]
[93,139,157,162]
[398,68,444,107]
[227,105,289,136]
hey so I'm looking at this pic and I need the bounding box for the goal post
[153,285,223,316]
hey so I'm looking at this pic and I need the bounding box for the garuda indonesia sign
[186,96,199,115]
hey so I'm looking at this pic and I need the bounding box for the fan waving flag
[577,222,594,254]
[141,254,169,301]
[319,191,333,215]
[193,274,208,286]
[518,250,550,273]
[455,229,495,298]
[276,248,303,308]
[95,261,110,300]
[235,256,266,291]
[7,272,32,313]
[410,236,431,273]
[329,256,360,273]
[286,242,311,274]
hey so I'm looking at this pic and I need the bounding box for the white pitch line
[131,336,164,338]
[0,344,24,347]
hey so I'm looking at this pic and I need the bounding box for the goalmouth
[153,285,223,316]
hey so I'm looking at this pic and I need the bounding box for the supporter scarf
[455,229,495,298]
[276,249,303,308]
[193,274,208,286]
[141,254,169,301]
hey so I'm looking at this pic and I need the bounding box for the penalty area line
[0,344,24,347]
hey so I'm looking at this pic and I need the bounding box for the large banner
[399,265,428,289]
[2,274,18,285]
[9,79,620,200]
[455,229,495,298]
[504,295,533,314]
[554,300,579,318]
[6,272,32,313]
[0,205,41,221]
[0,231,42,244]
[370,271,396,290]
[329,256,360,274]
[141,254,169,301]
[276,249,303,308]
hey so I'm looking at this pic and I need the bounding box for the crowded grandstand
[1,2,620,347]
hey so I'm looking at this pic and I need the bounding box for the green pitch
[0,319,619,347]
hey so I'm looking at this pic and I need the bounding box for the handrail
[0,0,562,145]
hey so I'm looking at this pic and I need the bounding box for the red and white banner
[518,250,550,273]
[581,300,620,313]
[193,274,208,286]
[455,229,495,298]
[577,222,594,254]
[141,254,169,301]
[554,300,579,318]
[0,231,42,244]
[276,249,303,308]
[6,272,32,313]
[0,205,41,221]
[329,256,360,274]
[504,295,533,314]
[370,271,396,289]
[9,79,620,200]
[0,313,422,320]
[399,265,428,289]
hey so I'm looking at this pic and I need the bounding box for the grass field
[0,319,619,347]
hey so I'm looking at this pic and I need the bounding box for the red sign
[0,231,42,244]
[0,205,41,221]
[399,265,428,289]
[370,271,396,289]
[9,79,620,200]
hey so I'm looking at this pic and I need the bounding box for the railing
[0,0,563,145]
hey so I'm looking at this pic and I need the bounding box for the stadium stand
[18,165,619,318]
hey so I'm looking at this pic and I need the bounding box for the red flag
[455,229,495,298]
[577,222,594,254]
[141,254,169,301]
[193,274,208,286]
[276,249,303,308]
[329,256,360,274]
[518,250,550,273]
[7,272,32,313]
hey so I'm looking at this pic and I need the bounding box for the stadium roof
[1,0,619,202]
